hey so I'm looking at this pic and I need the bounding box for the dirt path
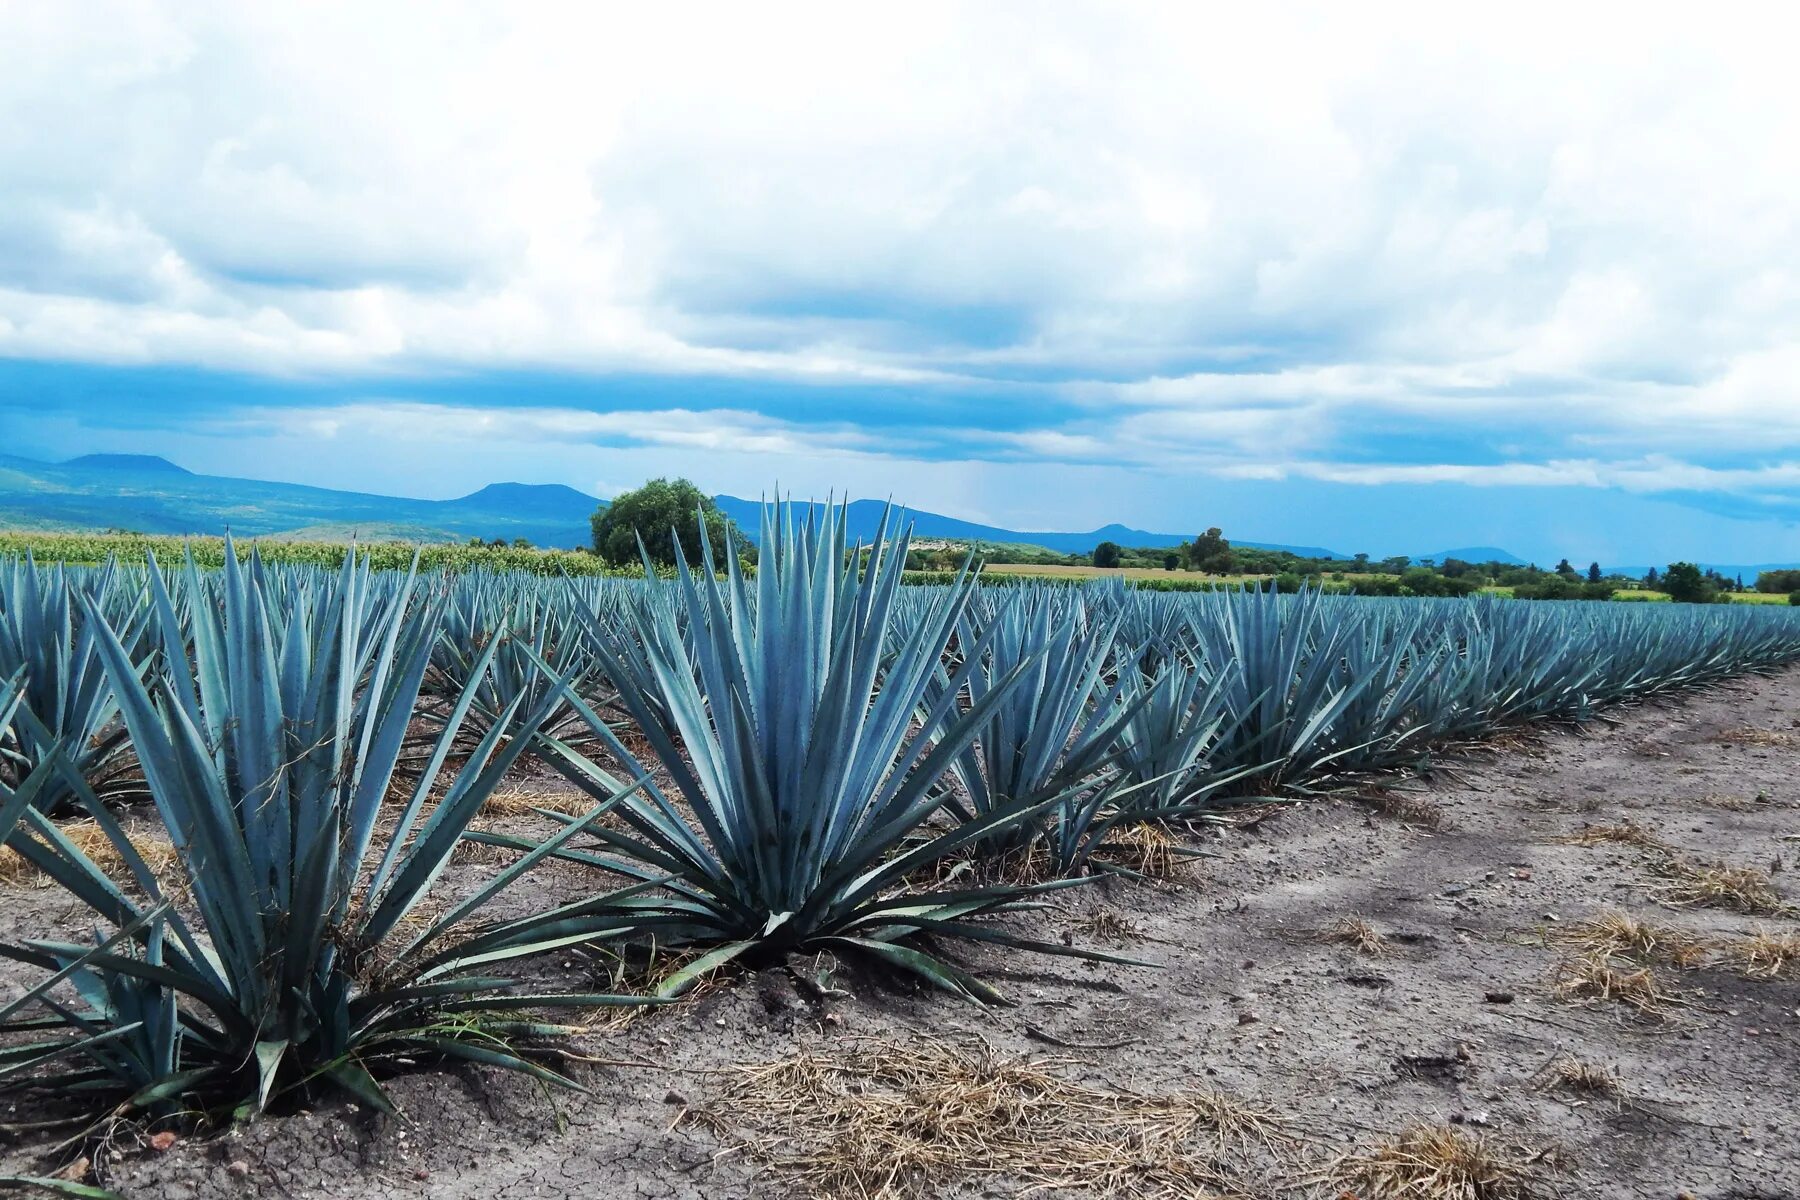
[8,666,1799,1198]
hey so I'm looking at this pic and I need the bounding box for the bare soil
[4,666,1799,1199]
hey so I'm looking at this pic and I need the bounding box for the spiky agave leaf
[0,541,650,1119]
[0,553,150,813]
[478,498,1144,1003]
[927,590,1167,873]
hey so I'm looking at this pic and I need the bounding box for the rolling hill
[0,452,1565,565]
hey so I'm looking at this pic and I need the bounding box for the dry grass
[1543,1055,1620,1098]
[1551,911,1708,968]
[1363,790,1447,829]
[1069,906,1145,946]
[1549,953,1681,1017]
[0,819,178,889]
[479,782,595,819]
[1329,1123,1538,1200]
[1557,820,1671,852]
[1716,926,1800,979]
[1654,857,1789,916]
[1712,726,1797,748]
[696,1038,1281,1199]
[1312,915,1391,957]
[1090,820,1192,878]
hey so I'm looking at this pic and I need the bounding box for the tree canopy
[1187,527,1234,574]
[589,478,741,568]
[1662,561,1713,604]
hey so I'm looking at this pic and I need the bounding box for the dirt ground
[4,665,1799,1199]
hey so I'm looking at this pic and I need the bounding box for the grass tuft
[1654,858,1789,916]
[1330,1123,1538,1200]
[1069,906,1145,945]
[479,783,596,819]
[1312,915,1391,957]
[1543,1055,1620,1097]
[1717,926,1800,979]
[1550,953,1681,1017]
[1364,790,1447,829]
[1552,911,1708,968]
[1712,726,1797,748]
[1557,820,1671,852]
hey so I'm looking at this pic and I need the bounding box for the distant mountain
[64,454,193,475]
[0,454,601,549]
[2,453,1538,566]
[710,496,1347,558]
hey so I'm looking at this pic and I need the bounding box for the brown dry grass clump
[1655,857,1789,916]
[1712,726,1797,748]
[1091,820,1192,877]
[1543,1055,1620,1097]
[1550,954,1682,1017]
[697,1038,1281,1199]
[1070,906,1144,945]
[1552,911,1708,968]
[1556,817,1791,916]
[480,783,595,819]
[0,819,178,889]
[1312,915,1391,956]
[1363,789,1447,829]
[1717,926,1800,979]
[1557,820,1671,852]
[1330,1123,1539,1200]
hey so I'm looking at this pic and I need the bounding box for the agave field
[3,501,1800,1150]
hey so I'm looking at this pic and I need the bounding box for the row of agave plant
[4,505,1800,1132]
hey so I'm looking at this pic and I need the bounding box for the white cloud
[3,0,1800,518]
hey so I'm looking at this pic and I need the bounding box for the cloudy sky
[3,2,1798,563]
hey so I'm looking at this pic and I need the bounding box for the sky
[3,3,1799,565]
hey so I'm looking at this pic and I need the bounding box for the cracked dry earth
[4,666,1800,1199]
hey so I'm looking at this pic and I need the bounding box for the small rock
[1237,1011,1259,1026]
[148,1131,178,1153]
[663,1089,687,1106]
[226,1162,250,1179]
[1484,991,1515,1004]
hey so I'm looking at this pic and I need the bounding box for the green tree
[1187,527,1234,574]
[1555,558,1578,580]
[1662,561,1714,604]
[590,478,739,569]
[1092,541,1122,569]
[1586,561,1602,584]
[1162,551,1180,570]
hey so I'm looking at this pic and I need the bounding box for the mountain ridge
[7,453,1761,573]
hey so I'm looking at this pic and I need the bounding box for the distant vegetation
[0,530,631,576]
